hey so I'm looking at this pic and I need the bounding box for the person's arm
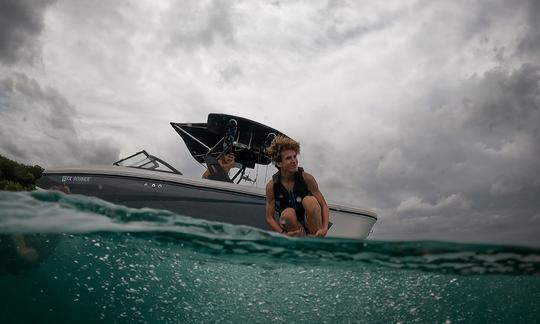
[202,169,210,178]
[265,181,284,234]
[304,172,330,237]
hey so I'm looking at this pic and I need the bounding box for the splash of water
[1,190,539,276]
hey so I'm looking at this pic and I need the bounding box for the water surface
[1,191,539,323]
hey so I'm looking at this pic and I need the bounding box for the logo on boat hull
[62,176,92,183]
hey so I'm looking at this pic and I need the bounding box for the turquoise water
[1,191,539,323]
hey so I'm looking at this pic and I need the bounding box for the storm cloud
[0,0,55,64]
[162,0,236,51]
[0,0,538,246]
[0,73,120,165]
[308,63,540,246]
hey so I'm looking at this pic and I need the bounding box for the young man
[265,136,329,237]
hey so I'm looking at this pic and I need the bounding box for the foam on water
[1,190,539,323]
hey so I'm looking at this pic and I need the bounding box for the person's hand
[285,228,305,237]
[314,228,328,237]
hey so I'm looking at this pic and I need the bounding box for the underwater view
[1,190,539,324]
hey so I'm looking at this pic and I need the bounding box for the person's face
[277,149,298,173]
[219,154,235,169]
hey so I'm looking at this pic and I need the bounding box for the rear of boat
[327,203,378,239]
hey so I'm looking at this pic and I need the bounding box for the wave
[1,190,539,276]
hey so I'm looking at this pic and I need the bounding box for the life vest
[272,167,311,222]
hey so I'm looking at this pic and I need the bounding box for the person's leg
[279,208,304,235]
[302,196,322,235]
[13,234,38,263]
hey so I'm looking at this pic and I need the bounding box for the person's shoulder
[301,170,316,181]
[301,171,320,190]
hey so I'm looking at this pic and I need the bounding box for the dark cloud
[464,64,540,146]
[218,63,243,84]
[352,63,540,246]
[164,0,235,51]
[0,141,28,160]
[317,0,409,46]
[0,73,120,166]
[295,57,540,247]
[324,20,388,46]
[517,0,540,60]
[0,0,55,64]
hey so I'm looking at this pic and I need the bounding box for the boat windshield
[113,150,182,175]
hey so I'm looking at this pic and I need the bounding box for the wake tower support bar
[203,118,238,161]
[203,118,238,183]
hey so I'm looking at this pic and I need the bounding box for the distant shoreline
[0,155,43,191]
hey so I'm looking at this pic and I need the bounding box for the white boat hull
[38,166,377,239]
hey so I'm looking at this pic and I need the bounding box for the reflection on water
[1,190,539,323]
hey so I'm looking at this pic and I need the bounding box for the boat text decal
[62,176,92,183]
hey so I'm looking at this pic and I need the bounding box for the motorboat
[37,114,377,239]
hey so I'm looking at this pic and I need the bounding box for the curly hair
[266,135,300,163]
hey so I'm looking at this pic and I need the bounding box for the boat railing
[113,150,182,175]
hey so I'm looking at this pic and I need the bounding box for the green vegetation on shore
[0,155,43,191]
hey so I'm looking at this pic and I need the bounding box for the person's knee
[302,196,320,214]
[280,208,297,224]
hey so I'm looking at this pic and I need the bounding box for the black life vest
[272,167,311,222]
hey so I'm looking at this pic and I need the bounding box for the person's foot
[286,227,305,237]
[16,247,39,264]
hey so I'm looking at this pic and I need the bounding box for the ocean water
[1,191,539,324]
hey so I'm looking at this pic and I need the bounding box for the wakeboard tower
[171,113,287,183]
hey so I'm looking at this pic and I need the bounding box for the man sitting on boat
[265,136,329,237]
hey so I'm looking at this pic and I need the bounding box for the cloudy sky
[1,0,539,247]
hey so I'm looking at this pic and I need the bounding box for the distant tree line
[0,155,43,191]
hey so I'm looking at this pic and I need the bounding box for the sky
[1,0,539,247]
